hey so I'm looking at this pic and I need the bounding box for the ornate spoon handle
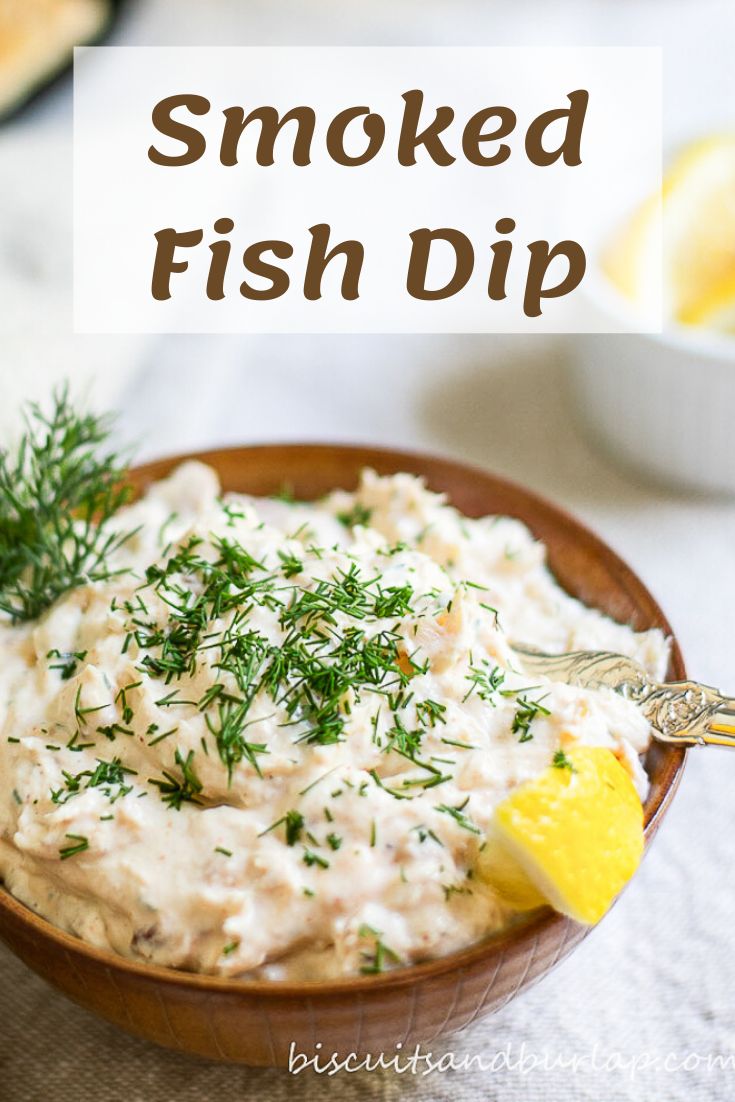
[511,645,735,748]
[639,682,735,747]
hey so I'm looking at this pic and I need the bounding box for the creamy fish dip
[0,464,668,980]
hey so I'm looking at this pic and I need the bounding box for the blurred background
[1,3,735,1100]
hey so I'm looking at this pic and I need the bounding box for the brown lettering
[407,228,473,299]
[524,239,586,317]
[148,95,210,166]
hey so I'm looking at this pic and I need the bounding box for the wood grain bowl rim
[0,442,687,998]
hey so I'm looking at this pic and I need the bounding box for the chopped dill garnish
[149,749,203,810]
[284,809,305,845]
[115,681,140,725]
[337,503,372,529]
[125,536,419,789]
[204,700,269,779]
[382,714,424,759]
[372,583,414,619]
[259,808,305,845]
[552,749,576,772]
[73,685,107,728]
[95,722,134,742]
[59,833,89,860]
[65,730,96,752]
[277,549,303,578]
[303,848,329,869]
[443,882,473,901]
[512,695,551,743]
[436,800,481,835]
[416,699,447,727]
[463,659,505,703]
[46,648,88,680]
[358,924,400,974]
[412,824,443,846]
[272,483,295,504]
[369,768,412,801]
[51,756,137,806]
[147,726,178,747]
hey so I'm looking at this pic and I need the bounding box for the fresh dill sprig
[0,387,133,622]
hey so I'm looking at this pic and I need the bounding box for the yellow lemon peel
[477,746,644,925]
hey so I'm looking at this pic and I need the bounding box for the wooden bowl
[0,444,686,1066]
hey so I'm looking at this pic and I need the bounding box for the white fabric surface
[1,2,735,1100]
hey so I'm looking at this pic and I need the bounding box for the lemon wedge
[603,133,735,331]
[477,747,644,925]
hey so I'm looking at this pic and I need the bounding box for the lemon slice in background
[680,268,735,329]
[603,133,735,331]
[602,193,662,320]
[477,747,644,925]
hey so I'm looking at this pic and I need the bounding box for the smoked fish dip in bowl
[0,414,686,1062]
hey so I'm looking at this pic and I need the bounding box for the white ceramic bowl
[568,271,735,496]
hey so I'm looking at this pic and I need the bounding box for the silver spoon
[511,645,735,748]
